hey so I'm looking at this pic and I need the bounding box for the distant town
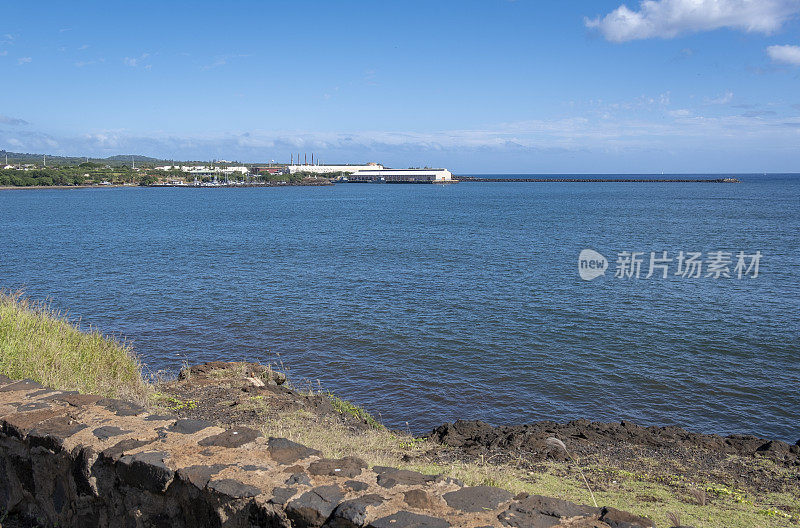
[0,150,455,187]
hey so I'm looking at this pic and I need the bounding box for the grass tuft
[0,290,149,403]
[327,391,384,429]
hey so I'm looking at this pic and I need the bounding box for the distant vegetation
[0,149,301,187]
[1,150,170,167]
[0,165,149,186]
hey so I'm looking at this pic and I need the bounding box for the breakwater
[457,176,739,183]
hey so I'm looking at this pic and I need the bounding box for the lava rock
[285,473,312,486]
[208,478,262,498]
[92,426,132,440]
[100,438,156,462]
[373,467,436,488]
[344,480,369,492]
[498,494,599,527]
[28,416,88,451]
[176,464,228,489]
[599,506,655,528]
[44,392,102,407]
[0,379,44,392]
[308,457,367,478]
[286,485,344,527]
[328,494,384,528]
[369,511,450,528]
[116,451,174,493]
[198,426,260,448]
[442,486,513,513]
[270,487,298,505]
[96,398,145,417]
[14,402,52,412]
[268,437,322,465]
[168,418,215,434]
[404,489,435,509]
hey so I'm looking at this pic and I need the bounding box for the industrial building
[286,163,383,174]
[347,168,455,183]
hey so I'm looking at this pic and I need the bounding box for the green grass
[327,391,384,429]
[150,391,198,411]
[0,291,149,403]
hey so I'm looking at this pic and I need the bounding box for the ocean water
[2,175,798,441]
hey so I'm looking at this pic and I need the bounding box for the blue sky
[1,0,799,173]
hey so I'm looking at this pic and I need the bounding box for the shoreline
[1,177,739,190]
[0,180,334,190]
[153,361,800,526]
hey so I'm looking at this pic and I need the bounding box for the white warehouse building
[348,168,455,183]
[286,163,383,174]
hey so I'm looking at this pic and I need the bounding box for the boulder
[599,506,655,528]
[442,486,513,513]
[268,437,322,465]
[286,485,344,528]
[308,457,367,478]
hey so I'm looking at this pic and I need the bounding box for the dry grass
[0,291,149,403]
[254,406,799,528]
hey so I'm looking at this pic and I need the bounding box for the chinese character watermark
[579,249,761,281]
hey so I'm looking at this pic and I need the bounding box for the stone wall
[0,374,655,528]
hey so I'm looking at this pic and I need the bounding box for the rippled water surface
[2,175,798,440]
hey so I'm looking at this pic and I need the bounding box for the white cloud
[123,53,149,67]
[201,53,250,70]
[0,115,28,126]
[4,110,798,160]
[74,58,105,68]
[17,56,31,65]
[586,0,800,42]
[766,44,800,65]
[706,91,734,104]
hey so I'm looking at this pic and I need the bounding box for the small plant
[666,511,681,527]
[151,392,198,411]
[546,437,598,508]
[397,437,426,450]
[689,487,707,506]
[328,392,384,429]
[758,508,791,519]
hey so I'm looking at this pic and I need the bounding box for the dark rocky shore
[432,419,800,467]
[0,368,659,528]
[160,363,799,499]
[3,362,798,527]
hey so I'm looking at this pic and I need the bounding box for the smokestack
[311,153,314,165]
[291,154,293,164]
[304,153,307,165]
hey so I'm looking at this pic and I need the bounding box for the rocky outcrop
[431,419,800,466]
[0,375,655,527]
